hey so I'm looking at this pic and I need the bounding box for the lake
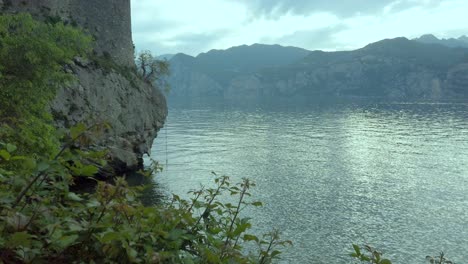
[147,101,468,263]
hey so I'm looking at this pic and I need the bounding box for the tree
[136,50,170,93]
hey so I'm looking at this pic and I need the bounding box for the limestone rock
[51,62,167,172]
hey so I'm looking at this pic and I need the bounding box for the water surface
[148,102,468,263]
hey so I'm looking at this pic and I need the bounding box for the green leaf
[10,155,28,161]
[86,199,100,208]
[251,201,263,207]
[37,161,50,172]
[6,143,17,153]
[168,229,185,241]
[100,232,121,243]
[80,165,98,176]
[67,192,83,202]
[6,213,30,231]
[243,234,259,242]
[353,244,361,255]
[8,232,32,247]
[125,244,138,262]
[381,259,392,264]
[0,150,11,160]
[23,158,37,170]
[271,250,282,258]
[182,257,196,264]
[58,235,79,248]
[67,222,84,232]
[70,123,87,139]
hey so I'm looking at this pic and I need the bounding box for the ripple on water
[149,103,468,263]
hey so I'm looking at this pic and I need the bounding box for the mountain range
[166,35,468,102]
[413,34,468,48]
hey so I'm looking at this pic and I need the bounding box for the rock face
[168,38,468,102]
[2,0,167,171]
[52,61,167,171]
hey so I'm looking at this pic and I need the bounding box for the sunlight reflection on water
[147,102,468,263]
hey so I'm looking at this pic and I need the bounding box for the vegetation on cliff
[136,50,171,94]
[0,13,92,158]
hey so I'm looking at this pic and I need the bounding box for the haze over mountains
[166,35,468,102]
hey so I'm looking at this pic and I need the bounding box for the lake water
[147,102,468,263]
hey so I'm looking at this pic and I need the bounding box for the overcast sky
[131,0,468,56]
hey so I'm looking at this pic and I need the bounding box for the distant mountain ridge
[171,44,309,83]
[157,54,175,61]
[167,36,468,102]
[413,34,468,48]
[168,44,310,98]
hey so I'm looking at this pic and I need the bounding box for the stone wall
[1,0,134,66]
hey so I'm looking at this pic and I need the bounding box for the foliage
[0,13,91,119]
[351,245,458,264]
[351,244,392,264]
[136,50,170,93]
[0,13,92,157]
[426,252,455,264]
[0,132,291,263]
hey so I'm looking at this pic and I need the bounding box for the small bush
[136,50,171,93]
[0,129,291,263]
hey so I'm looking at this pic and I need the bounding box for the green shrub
[426,252,455,264]
[0,130,291,263]
[0,13,92,158]
[351,245,457,264]
[136,50,171,94]
[350,244,392,264]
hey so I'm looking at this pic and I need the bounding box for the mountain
[413,34,468,48]
[168,38,468,102]
[157,54,175,60]
[167,44,311,98]
[194,44,311,84]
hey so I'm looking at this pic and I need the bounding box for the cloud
[249,0,391,17]
[229,0,449,18]
[131,0,468,56]
[334,0,468,50]
[131,0,246,55]
[134,30,230,56]
[262,25,348,51]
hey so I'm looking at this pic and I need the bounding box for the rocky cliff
[1,0,167,171]
[168,38,468,102]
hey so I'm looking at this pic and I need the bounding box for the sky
[131,0,468,56]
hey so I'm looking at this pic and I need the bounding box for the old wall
[1,0,134,66]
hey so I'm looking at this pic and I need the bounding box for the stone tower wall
[1,0,134,66]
